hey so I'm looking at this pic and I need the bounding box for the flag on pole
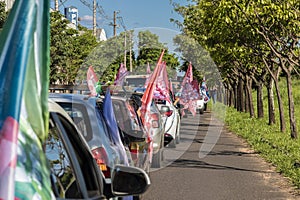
[103,87,129,166]
[139,49,165,162]
[87,66,99,96]
[179,62,200,116]
[153,62,171,102]
[0,0,54,199]
[114,63,129,86]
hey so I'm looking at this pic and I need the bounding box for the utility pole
[124,32,127,67]
[55,0,59,11]
[113,11,117,37]
[93,0,97,36]
[129,31,132,72]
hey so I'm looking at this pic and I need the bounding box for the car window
[46,116,82,199]
[112,101,126,130]
[46,112,103,199]
[57,102,92,142]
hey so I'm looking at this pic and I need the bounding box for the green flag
[0,0,54,199]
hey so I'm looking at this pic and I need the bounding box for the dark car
[47,99,150,199]
[49,93,132,198]
[110,95,152,173]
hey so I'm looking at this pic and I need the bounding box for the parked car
[110,95,152,173]
[49,93,131,198]
[123,74,148,88]
[131,92,166,168]
[47,99,150,199]
[156,99,181,148]
[196,95,205,114]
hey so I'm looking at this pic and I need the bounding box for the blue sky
[51,0,189,38]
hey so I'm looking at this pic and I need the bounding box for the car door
[46,111,105,200]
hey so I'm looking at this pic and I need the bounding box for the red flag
[87,66,99,96]
[139,49,165,161]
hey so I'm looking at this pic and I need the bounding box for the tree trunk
[273,78,286,132]
[266,78,275,125]
[237,77,244,112]
[262,57,285,132]
[246,77,254,118]
[234,83,238,109]
[230,88,234,107]
[256,82,264,118]
[244,83,249,113]
[284,70,298,139]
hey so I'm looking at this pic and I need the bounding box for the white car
[196,97,205,114]
[156,100,181,148]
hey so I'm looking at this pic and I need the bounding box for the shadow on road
[169,158,271,174]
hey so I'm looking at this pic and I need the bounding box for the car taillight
[151,113,159,128]
[165,110,173,117]
[92,147,111,178]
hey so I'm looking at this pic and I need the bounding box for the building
[96,28,107,41]
[64,6,78,29]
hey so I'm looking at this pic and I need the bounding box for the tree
[175,0,300,138]
[80,30,134,83]
[0,1,8,30]
[50,11,97,85]
[136,30,180,77]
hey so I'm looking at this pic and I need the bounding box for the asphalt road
[143,110,300,200]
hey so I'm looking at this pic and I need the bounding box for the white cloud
[79,15,93,22]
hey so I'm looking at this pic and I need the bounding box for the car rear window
[56,102,93,142]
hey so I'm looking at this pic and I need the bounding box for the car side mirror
[111,165,151,196]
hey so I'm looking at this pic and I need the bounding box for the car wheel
[176,132,180,144]
[199,108,204,114]
[145,161,151,174]
[133,195,142,200]
[176,125,181,144]
[151,150,162,168]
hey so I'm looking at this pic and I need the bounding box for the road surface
[143,111,299,200]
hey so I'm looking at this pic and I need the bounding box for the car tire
[176,132,180,144]
[199,108,204,114]
[151,150,162,168]
[176,124,181,144]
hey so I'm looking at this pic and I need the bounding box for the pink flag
[87,66,99,96]
[114,63,129,86]
[153,62,171,102]
[179,62,200,116]
[140,49,165,161]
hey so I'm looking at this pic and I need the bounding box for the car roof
[49,93,93,102]
[48,98,74,121]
